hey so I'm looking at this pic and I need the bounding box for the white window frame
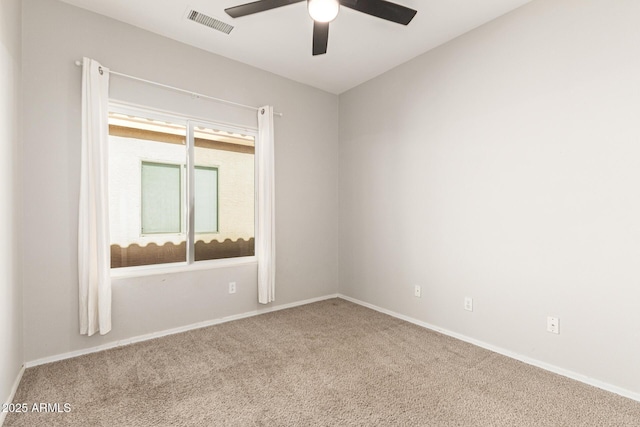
[139,160,185,236]
[109,101,258,279]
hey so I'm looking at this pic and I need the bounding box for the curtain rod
[74,60,283,117]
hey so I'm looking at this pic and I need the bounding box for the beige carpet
[5,298,640,426]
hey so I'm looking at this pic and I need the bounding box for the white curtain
[78,57,112,335]
[257,106,276,304]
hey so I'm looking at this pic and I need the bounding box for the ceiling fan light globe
[308,0,340,23]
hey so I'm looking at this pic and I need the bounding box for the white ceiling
[60,0,533,94]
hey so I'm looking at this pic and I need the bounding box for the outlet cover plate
[547,316,559,334]
[414,285,421,298]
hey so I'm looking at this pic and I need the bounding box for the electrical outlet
[229,282,236,294]
[464,297,473,312]
[414,285,421,298]
[547,316,559,334]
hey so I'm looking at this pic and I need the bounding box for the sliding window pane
[193,126,255,261]
[109,112,187,268]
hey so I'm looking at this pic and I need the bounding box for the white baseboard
[26,293,339,368]
[0,364,25,427]
[338,294,640,403]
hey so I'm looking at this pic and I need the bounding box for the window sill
[110,256,257,280]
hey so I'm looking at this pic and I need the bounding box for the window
[141,162,182,234]
[194,166,218,234]
[108,106,255,269]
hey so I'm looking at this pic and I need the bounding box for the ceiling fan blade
[341,0,417,25]
[225,0,304,18]
[313,21,329,56]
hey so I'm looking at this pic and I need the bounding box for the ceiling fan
[224,0,417,56]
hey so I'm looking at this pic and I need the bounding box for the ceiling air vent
[187,10,234,34]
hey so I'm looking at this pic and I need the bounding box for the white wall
[21,0,339,362]
[0,0,23,408]
[339,0,640,395]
